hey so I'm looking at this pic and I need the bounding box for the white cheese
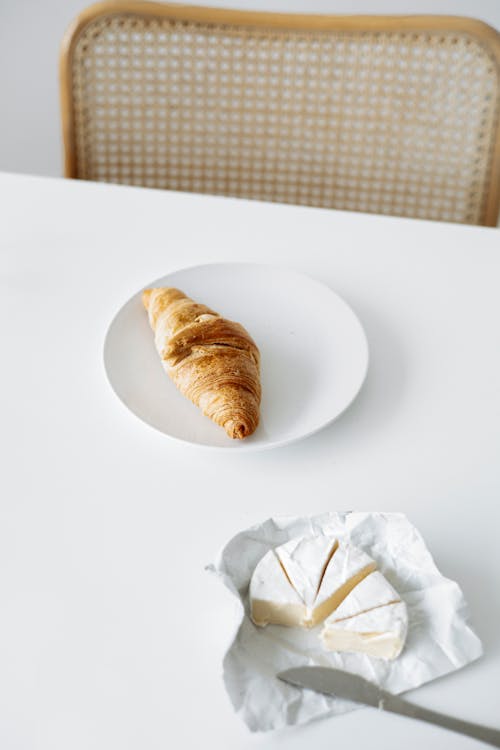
[275,534,338,608]
[312,544,377,626]
[330,571,400,621]
[249,533,407,659]
[250,534,378,628]
[321,601,408,660]
[249,549,307,627]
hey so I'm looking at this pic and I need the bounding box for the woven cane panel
[70,15,500,224]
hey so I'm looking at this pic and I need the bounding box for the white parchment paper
[208,512,483,732]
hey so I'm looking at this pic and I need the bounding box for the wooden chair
[60,3,500,225]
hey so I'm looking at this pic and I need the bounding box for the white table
[1,172,499,750]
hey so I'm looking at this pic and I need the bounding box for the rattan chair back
[61,4,500,225]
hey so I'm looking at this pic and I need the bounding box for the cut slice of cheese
[275,534,338,608]
[330,571,400,621]
[250,534,378,628]
[249,549,307,627]
[249,533,408,659]
[321,601,408,660]
[312,545,377,626]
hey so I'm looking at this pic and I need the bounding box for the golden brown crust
[142,287,261,438]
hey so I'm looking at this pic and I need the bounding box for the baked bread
[142,287,261,439]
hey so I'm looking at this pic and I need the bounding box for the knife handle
[381,694,500,748]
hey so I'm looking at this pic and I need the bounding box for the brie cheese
[321,601,408,660]
[249,533,408,659]
[330,571,400,621]
[249,549,307,627]
[275,534,338,608]
[250,534,377,628]
[313,545,377,626]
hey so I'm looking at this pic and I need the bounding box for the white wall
[0,0,499,178]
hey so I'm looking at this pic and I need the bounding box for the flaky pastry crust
[143,287,261,439]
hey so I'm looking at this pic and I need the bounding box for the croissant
[142,287,261,439]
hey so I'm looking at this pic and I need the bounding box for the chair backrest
[60,4,500,225]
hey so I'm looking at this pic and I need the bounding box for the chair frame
[60,2,500,226]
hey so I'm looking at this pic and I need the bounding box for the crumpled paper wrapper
[208,512,483,732]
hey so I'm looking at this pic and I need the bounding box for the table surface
[1,172,499,750]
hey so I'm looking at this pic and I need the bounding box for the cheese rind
[249,533,408,660]
[329,571,400,622]
[249,549,307,627]
[276,535,338,608]
[321,602,408,660]
[312,545,377,626]
[250,535,379,629]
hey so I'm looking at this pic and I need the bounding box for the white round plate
[104,263,368,451]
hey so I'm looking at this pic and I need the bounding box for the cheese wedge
[249,549,307,627]
[312,544,377,626]
[249,533,407,659]
[275,534,338,608]
[250,535,377,628]
[321,601,408,660]
[330,571,400,621]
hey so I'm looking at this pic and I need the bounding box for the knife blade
[278,667,500,748]
[279,666,384,707]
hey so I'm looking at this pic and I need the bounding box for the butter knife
[278,667,500,748]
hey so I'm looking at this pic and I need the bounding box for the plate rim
[103,261,370,452]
